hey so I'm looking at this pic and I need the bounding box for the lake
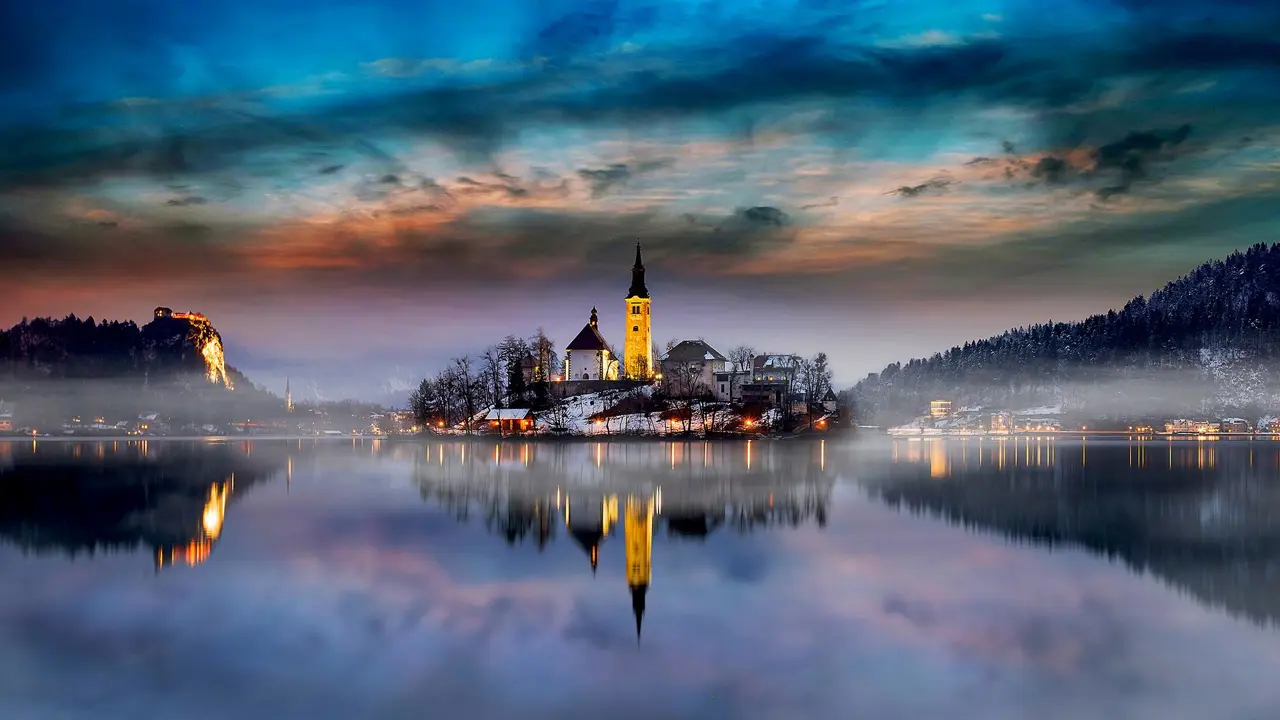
[2,436,1280,719]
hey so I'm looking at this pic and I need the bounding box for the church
[563,243,655,384]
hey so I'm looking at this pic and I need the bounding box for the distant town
[887,399,1280,437]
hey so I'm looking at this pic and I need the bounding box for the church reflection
[413,440,835,640]
[877,436,1280,627]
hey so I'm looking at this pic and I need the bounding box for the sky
[2,0,1279,401]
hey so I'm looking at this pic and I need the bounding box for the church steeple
[625,495,653,646]
[624,243,654,380]
[627,243,649,299]
[632,584,647,644]
[590,307,598,328]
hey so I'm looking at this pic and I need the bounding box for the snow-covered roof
[0,400,13,418]
[661,340,726,363]
[753,354,799,370]
[486,409,532,421]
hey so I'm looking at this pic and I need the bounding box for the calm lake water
[3,436,1280,719]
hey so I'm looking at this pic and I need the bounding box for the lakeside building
[930,400,952,419]
[659,340,727,399]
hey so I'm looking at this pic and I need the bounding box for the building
[1221,418,1252,434]
[485,408,535,434]
[659,340,727,399]
[739,355,800,407]
[821,389,838,413]
[1165,419,1220,435]
[989,412,1012,434]
[712,366,752,402]
[930,400,952,419]
[567,495,619,574]
[520,353,539,384]
[285,377,294,412]
[564,309,620,381]
[623,243,654,380]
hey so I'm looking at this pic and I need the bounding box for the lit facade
[624,243,653,380]
[930,400,952,419]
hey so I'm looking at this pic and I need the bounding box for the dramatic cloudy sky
[2,0,1278,400]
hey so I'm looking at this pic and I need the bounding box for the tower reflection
[413,440,835,641]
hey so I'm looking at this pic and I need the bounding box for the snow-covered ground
[435,386,768,437]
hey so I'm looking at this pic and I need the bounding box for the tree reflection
[872,437,1280,627]
[0,440,284,569]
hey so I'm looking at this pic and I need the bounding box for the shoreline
[0,432,843,443]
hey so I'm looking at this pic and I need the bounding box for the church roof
[485,408,531,421]
[566,322,610,351]
[660,340,726,363]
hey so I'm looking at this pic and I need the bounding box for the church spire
[632,584,647,645]
[627,242,649,299]
[590,307,598,328]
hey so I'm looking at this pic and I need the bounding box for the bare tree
[796,355,818,428]
[481,347,505,409]
[451,356,482,434]
[663,359,709,435]
[727,345,756,404]
[529,328,559,383]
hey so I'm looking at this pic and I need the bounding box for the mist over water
[2,436,1280,719]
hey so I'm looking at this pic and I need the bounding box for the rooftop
[485,408,532,421]
[660,340,726,363]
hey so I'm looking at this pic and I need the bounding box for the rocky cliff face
[142,311,232,388]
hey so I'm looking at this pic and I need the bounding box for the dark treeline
[0,442,282,559]
[854,242,1280,423]
[408,329,560,430]
[865,450,1280,628]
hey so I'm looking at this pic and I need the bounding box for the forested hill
[0,313,279,425]
[853,242,1280,424]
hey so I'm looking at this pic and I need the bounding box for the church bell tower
[624,243,653,380]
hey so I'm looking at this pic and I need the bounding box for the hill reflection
[870,437,1280,627]
[0,440,284,569]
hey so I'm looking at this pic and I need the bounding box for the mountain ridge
[853,242,1280,425]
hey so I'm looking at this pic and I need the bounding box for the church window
[632,325,638,332]
[582,372,589,380]
[632,306,640,315]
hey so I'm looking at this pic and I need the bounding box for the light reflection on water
[1,437,1280,719]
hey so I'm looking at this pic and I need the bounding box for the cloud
[576,158,673,198]
[1032,157,1070,184]
[738,206,789,226]
[801,197,839,210]
[887,177,954,198]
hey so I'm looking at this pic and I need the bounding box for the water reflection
[880,437,1280,626]
[0,440,283,569]
[411,440,835,640]
[4,437,1280,718]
